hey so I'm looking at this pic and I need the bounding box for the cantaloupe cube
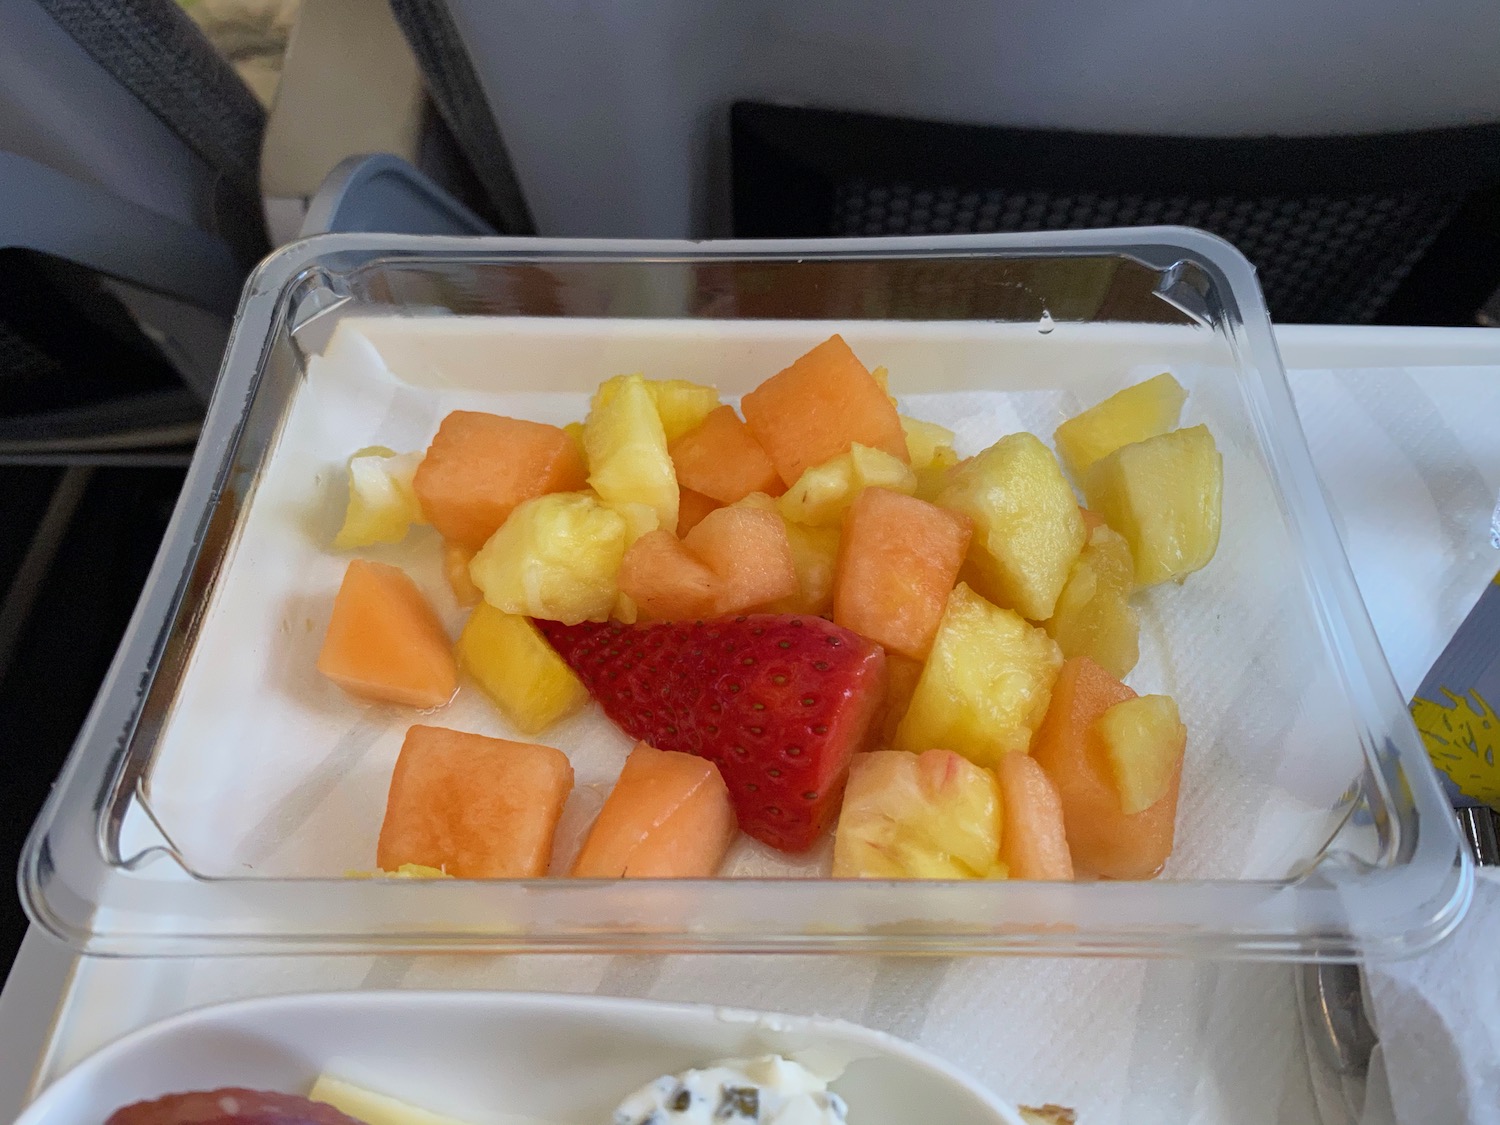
[617,529,721,620]
[996,751,1073,881]
[741,334,908,486]
[1054,372,1187,479]
[670,405,783,504]
[1029,657,1181,879]
[455,603,588,734]
[682,506,798,615]
[413,412,587,550]
[875,653,925,749]
[317,560,457,709]
[938,432,1086,621]
[834,488,972,660]
[676,487,722,536]
[894,583,1062,767]
[735,492,839,615]
[571,742,737,877]
[376,725,574,877]
[443,541,481,608]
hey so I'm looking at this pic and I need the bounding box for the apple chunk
[1093,694,1187,814]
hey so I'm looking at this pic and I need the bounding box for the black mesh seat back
[733,103,1500,325]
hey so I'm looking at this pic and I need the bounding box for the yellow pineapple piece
[468,491,626,624]
[1083,424,1222,587]
[563,420,586,462]
[901,416,956,470]
[1045,523,1141,678]
[833,749,1005,879]
[1094,694,1187,813]
[870,364,899,408]
[332,447,424,549]
[736,492,840,614]
[583,373,679,530]
[777,442,917,526]
[1054,372,1187,479]
[937,432,1085,621]
[592,374,720,442]
[607,500,661,545]
[913,444,961,503]
[895,583,1062,767]
[456,602,589,734]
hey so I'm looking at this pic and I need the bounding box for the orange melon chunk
[572,742,737,877]
[676,487,722,536]
[669,405,783,504]
[316,560,456,709]
[377,725,574,877]
[413,411,587,550]
[618,529,721,621]
[1029,657,1181,879]
[741,335,908,487]
[682,505,799,615]
[996,751,1074,881]
[834,487,972,660]
[443,541,482,608]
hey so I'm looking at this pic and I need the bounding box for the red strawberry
[538,614,887,852]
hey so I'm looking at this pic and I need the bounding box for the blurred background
[1,0,1498,973]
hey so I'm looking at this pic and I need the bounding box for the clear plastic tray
[19,231,1471,957]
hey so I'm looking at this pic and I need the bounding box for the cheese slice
[310,1075,477,1125]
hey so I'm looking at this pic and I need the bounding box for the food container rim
[18,229,1471,959]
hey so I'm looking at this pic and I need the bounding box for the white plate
[14,990,1026,1125]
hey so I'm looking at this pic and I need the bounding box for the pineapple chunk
[469,492,626,624]
[833,749,1005,879]
[895,583,1063,766]
[456,602,589,734]
[563,420,586,462]
[871,364,899,408]
[937,433,1085,621]
[584,373,679,530]
[901,416,956,470]
[1045,523,1140,678]
[777,443,917,527]
[332,447,424,549]
[593,374,720,442]
[607,500,661,545]
[913,445,961,503]
[1083,424,1222,587]
[1054,372,1187,479]
[736,492,840,614]
[1094,694,1187,814]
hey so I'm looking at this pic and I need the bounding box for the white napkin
[1289,364,1500,1125]
[1360,871,1500,1125]
[27,338,1500,1125]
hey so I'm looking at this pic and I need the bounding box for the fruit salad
[316,334,1222,883]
